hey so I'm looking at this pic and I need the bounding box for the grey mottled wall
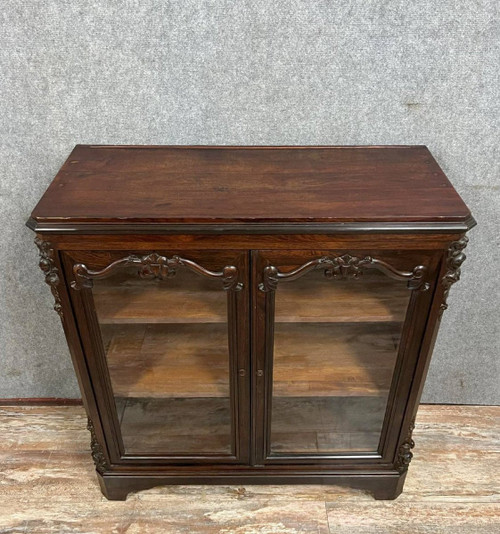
[1,1,499,403]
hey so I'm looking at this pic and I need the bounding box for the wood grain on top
[30,145,472,225]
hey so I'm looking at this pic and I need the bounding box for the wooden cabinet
[28,145,475,500]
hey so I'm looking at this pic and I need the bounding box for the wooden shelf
[94,273,227,324]
[114,396,386,454]
[116,397,232,454]
[103,323,230,398]
[273,323,400,397]
[94,271,410,324]
[270,396,387,453]
[103,322,401,398]
[275,274,410,323]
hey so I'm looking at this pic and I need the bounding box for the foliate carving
[71,253,243,291]
[323,254,370,279]
[439,237,469,317]
[87,417,109,474]
[137,252,178,279]
[259,254,429,292]
[34,237,63,319]
[395,418,416,473]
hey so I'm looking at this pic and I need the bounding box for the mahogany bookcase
[27,145,475,500]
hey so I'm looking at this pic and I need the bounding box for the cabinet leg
[97,473,129,501]
[371,472,407,500]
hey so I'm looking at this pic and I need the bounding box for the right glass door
[254,250,433,461]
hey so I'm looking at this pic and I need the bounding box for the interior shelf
[103,322,401,399]
[270,395,387,453]
[275,275,410,323]
[273,323,401,397]
[94,272,410,324]
[115,397,232,454]
[114,395,385,455]
[94,275,227,324]
[103,323,230,399]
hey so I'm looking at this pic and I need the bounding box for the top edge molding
[27,216,476,235]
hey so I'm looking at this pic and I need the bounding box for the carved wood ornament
[439,236,469,317]
[34,237,64,319]
[87,417,109,474]
[259,254,430,292]
[395,418,416,472]
[71,252,243,291]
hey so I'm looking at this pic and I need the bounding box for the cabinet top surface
[30,145,473,230]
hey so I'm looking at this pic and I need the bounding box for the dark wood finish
[27,145,474,501]
[71,252,243,291]
[258,253,429,292]
[30,145,474,229]
[96,471,406,501]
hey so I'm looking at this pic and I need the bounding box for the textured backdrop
[1,1,498,403]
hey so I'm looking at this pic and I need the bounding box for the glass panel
[270,269,411,455]
[93,266,232,455]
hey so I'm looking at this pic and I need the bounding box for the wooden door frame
[62,248,251,466]
[251,248,440,466]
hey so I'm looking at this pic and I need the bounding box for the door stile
[376,264,438,461]
[229,252,251,463]
[62,253,125,464]
[251,251,271,465]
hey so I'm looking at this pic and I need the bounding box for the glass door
[253,250,434,463]
[65,250,249,463]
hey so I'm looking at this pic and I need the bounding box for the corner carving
[259,254,429,292]
[87,417,109,474]
[71,253,243,292]
[34,237,63,319]
[439,237,469,317]
[395,418,416,473]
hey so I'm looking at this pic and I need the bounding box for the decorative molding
[34,237,63,319]
[439,236,469,317]
[71,253,243,291]
[395,418,416,473]
[26,216,478,235]
[86,417,109,474]
[259,254,429,292]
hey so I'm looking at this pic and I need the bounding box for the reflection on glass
[93,267,231,454]
[270,270,411,454]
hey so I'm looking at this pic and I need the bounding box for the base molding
[97,471,407,501]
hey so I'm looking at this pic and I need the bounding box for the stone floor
[0,404,498,533]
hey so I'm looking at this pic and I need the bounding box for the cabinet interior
[94,267,409,455]
[95,269,409,398]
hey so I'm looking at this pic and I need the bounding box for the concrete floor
[0,404,499,533]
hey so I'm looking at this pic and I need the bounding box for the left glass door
[64,250,249,463]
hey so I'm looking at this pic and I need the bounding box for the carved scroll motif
[71,253,243,291]
[439,237,469,317]
[259,254,429,292]
[87,417,109,474]
[34,237,63,319]
[395,418,416,473]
